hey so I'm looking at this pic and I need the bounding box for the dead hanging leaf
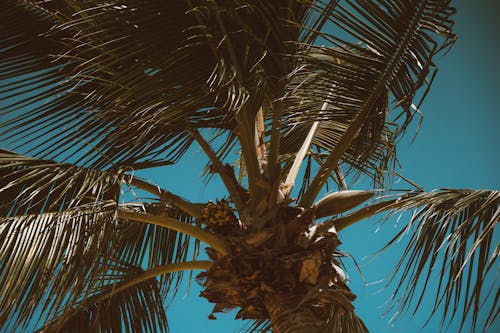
[299,252,322,284]
[332,263,347,282]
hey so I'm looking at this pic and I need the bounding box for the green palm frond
[38,261,169,333]
[322,308,369,333]
[241,308,369,333]
[298,0,456,205]
[382,189,499,332]
[279,118,398,190]
[0,151,207,330]
[0,150,121,216]
[1,1,452,180]
[242,319,272,333]
[116,203,201,298]
[0,206,118,331]
[1,0,200,168]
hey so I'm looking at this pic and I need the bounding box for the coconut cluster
[199,199,238,228]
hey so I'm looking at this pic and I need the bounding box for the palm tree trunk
[264,294,320,333]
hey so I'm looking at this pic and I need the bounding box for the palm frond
[0,0,406,180]
[0,151,206,329]
[116,203,201,298]
[0,151,125,329]
[0,3,481,333]
[117,208,230,256]
[298,0,456,205]
[382,189,499,332]
[1,0,200,168]
[240,308,368,333]
[0,202,207,331]
[1,1,455,192]
[0,150,121,217]
[322,308,369,333]
[242,319,272,333]
[0,0,317,169]
[0,206,118,331]
[38,261,169,333]
[126,176,204,217]
[279,48,398,190]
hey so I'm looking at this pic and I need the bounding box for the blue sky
[149,1,500,332]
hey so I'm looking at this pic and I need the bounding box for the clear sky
[146,1,500,332]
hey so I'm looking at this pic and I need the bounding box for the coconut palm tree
[0,0,498,332]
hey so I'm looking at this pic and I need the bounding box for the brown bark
[264,294,320,333]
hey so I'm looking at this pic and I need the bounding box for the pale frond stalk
[117,210,230,255]
[328,199,399,231]
[299,106,373,207]
[335,167,348,191]
[237,107,265,207]
[284,93,334,198]
[94,261,213,303]
[265,101,283,207]
[254,107,267,171]
[283,119,320,197]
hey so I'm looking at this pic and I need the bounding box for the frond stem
[94,261,213,303]
[284,120,320,197]
[318,199,398,232]
[255,107,267,170]
[237,108,264,207]
[117,210,230,255]
[299,111,370,207]
[190,129,245,211]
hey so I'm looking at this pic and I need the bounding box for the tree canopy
[0,1,498,332]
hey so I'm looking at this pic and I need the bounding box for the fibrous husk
[197,203,356,323]
[299,251,322,284]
